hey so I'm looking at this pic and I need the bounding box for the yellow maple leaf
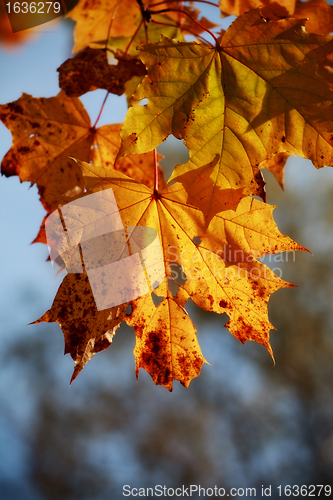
[68,0,215,54]
[67,0,142,53]
[118,10,333,218]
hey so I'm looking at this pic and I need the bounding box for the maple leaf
[67,0,142,53]
[219,0,333,35]
[294,0,333,35]
[0,93,165,243]
[127,292,205,391]
[32,273,126,383]
[219,0,296,18]
[66,0,189,53]
[63,158,307,389]
[118,10,333,219]
[91,13,185,57]
[0,92,89,220]
[2,0,324,392]
[57,47,146,98]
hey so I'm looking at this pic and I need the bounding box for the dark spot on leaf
[207,294,214,307]
[8,103,23,114]
[18,146,30,154]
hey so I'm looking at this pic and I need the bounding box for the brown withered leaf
[31,273,126,383]
[58,47,146,98]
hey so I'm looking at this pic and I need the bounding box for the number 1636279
[5,2,62,14]
[277,485,332,496]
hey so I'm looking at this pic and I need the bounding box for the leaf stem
[154,148,159,194]
[179,0,184,26]
[124,18,144,55]
[150,18,209,45]
[149,0,220,8]
[150,7,218,43]
[93,92,109,129]
[106,0,123,45]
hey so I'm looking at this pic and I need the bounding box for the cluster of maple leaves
[1,0,333,390]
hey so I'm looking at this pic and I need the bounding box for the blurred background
[1,2,333,499]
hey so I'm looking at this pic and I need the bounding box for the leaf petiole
[92,92,109,129]
[150,7,218,43]
[150,18,210,45]
[154,148,159,195]
[148,0,220,8]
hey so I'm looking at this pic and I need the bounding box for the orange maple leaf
[0,93,165,243]
[41,159,306,389]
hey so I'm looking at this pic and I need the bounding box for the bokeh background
[1,2,333,499]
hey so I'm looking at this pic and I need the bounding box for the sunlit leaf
[32,273,126,383]
[0,93,163,243]
[118,10,333,219]
[68,160,307,388]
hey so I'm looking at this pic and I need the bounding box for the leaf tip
[69,369,79,385]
